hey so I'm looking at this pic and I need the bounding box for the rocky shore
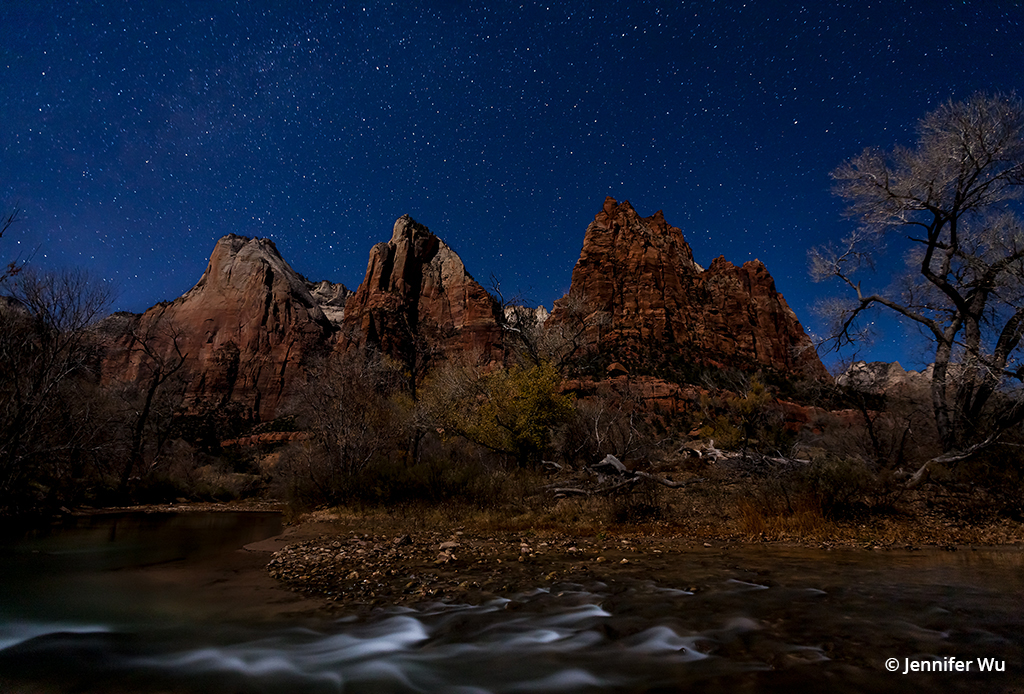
[67,500,1023,616]
[267,528,684,611]
[264,507,1024,615]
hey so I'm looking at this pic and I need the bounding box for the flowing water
[1,512,1022,693]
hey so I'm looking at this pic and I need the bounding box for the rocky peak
[340,215,503,366]
[185,235,319,311]
[551,197,826,379]
[504,304,549,326]
[306,279,352,324]
[838,361,931,393]
[100,234,336,421]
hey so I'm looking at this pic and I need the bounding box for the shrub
[553,385,653,467]
[698,375,792,455]
[796,455,874,519]
[423,361,575,467]
[607,478,666,524]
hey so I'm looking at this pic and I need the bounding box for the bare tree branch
[813,92,1024,455]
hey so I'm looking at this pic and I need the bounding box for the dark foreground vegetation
[1,284,1021,547]
[1,94,1023,548]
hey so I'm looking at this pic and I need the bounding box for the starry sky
[2,1,1021,369]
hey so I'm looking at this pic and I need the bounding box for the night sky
[2,1,1021,369]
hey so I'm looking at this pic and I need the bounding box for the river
[0,511,1021,693]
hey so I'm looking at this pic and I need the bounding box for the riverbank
[5,504,1022,694]
[58,490,1024,617]
[263,500,1024,615]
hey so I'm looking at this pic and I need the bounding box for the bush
[271,433,515,515]
[735,454,876,539]
[607,478,666,524]
[697,375,792,455]
[796,455,874,519]
[423,361,575,467]
[553,385,653,467]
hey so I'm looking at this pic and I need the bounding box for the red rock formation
[96,202,826,428]
[697,255,825,376]
[550,197,827,379]
[561,375,706,415]
[339,214,503,367]
[99,235,336,421]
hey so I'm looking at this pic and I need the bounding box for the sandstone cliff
[306,279,352,324]
[339,215,503,367]
[98,201,827,425]
[550,197,826,379]
[838,360,931,394]
[100,235,337,421]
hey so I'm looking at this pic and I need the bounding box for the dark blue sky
[2,1,1021,370]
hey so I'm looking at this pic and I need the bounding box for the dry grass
[288,470,1024,550]
[735,497,834,541]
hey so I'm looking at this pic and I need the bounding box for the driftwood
[634,470,705,488]
[551,476,643,498]
[548,445,819,499]
[549,454,705,498]
[905,435,1005,489]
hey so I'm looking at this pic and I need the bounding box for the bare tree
[116,314,188,492]
[0,267,112,512]
[811,92,1024,467]
[491,279,608,373]
[1,206,23,283]
[489,277,549,368]
[295,350,408,503]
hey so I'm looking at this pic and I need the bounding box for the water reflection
[0,511,283,626]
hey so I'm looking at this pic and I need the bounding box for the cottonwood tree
[811,93,1024,472]
[422,360,575,468]
[114,314,188,492]
[0,266,112,512]
[491,279,607,372]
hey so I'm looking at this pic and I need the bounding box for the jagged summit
[339,214,503,364]
[838,360,931,393]
[183,235,329,322]
[100,234,338,421]
[551,197,826,378]
[99,201,827,424]
[306,279,352,324]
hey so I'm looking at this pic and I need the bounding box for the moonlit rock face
[100,234,337,421]
[307,279,353,324]
[837,360,931,393]
[550,197,827,379]
[339,215,503,364]
[97,199,828,425]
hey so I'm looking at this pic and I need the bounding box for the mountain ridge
[97,199,826,421]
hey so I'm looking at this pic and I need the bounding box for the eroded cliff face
[339,215,503,367]
[550,197,826,379]
[98,201,826,425]
[100,235,338,421]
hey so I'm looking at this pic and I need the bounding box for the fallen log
[634,471,706,488]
